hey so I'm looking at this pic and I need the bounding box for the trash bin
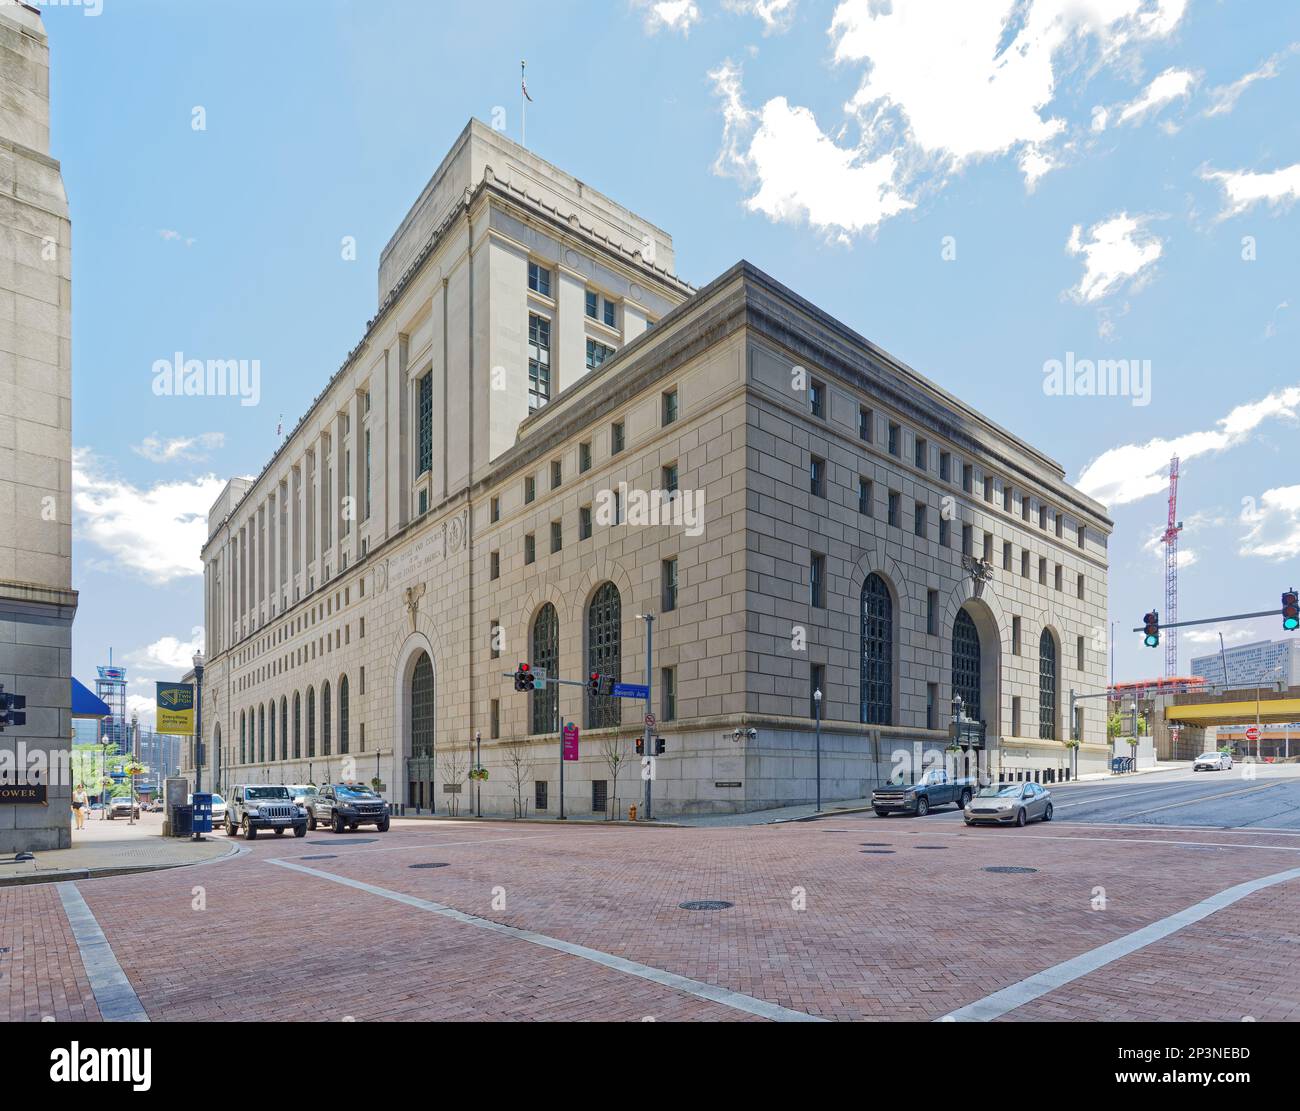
[172,804,194,838]
[192,793,213,836]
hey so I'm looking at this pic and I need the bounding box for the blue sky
[44,0,1299,723]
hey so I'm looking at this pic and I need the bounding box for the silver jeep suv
[226,785,308,840]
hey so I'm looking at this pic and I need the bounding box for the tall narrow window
[810,553,826,608]
[952,610,981,722]
[532,604,559,735]
[587,583,621,728]
[1039,629,1058,740]
[293,692,301,758]
[662,558,678,612]
[322,680,332,756]
[339,675,350,755]
[417,373,432,476]
[528,314,551,410]
[860,573,893,725]
[662,668,677,721]
[528,262,551,297]
[307,686,316,758]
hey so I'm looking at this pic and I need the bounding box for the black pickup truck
[872,769,974,817]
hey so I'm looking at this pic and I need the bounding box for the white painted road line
[56,883,149,1023]
[269,858,825,1023]
[940,866,1300,1022]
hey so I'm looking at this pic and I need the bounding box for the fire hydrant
[628,804,638,822]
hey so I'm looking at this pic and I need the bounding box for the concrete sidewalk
[0,811,237,887]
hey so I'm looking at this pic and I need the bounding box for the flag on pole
[276,413,283,438]
[521,60,533,102]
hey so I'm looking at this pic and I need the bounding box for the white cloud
[132,432,224,464]
[125,694,158,732]
[1240,485,1300,561]
[124,627,205,674]
[634,0,700,35]
[1204,44,1299,117]
[710,61,913,242]
[724,0,797,34]
[1076,385,1300,507]
[159,229,196,247]
[73,447,226,583]
[1202,163,1300,218]
[1066,212,1162,303]
[1182,627,1259,647]
[1102,66,1197,128]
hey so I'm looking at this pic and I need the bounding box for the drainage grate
[306,839,379,847]
[984,866,1038,874]
[914,845,949,850]
[860,842,891,847]
[860,849,896,854]
[409,863,450,870]
[678,900,733,911]
[300,855,337,861]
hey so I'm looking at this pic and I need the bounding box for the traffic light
[514,663,535,692]
[635,737,644,756]
[589,672,601,697]
[1284,590,1299,632]
[0,687,26,731]
[1142,611,1160,648]
[655,736,665,756]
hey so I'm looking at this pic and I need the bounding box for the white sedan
[1193,751,1233,772]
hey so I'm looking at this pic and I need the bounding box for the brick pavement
[4,817,1299,1021]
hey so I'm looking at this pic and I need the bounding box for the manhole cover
[409,863,450,870]
[915,845,949,850]
[300,855,337,861]
[306,839,378,846]
[984,866,1038,874]
[860,849,896,854]
[678,900,733,911]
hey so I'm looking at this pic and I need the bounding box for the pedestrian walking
[72,783,88,830]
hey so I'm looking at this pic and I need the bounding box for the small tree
[502,739,534,819]
[437,744,468,817]
[600,734,630,819]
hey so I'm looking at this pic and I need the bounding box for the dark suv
[305,784,390,833]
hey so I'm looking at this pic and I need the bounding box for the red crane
[1163,456,1182,679]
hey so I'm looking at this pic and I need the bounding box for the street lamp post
[193,651,205,794]
[129,712,139,826]
[99,733,111,819]
[813,687,823,812]
[475,730,482,818]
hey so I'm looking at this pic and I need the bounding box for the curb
[0,840,242,889]
[393,814,687,828]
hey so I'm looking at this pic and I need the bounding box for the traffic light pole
[642,614,655,822]
[1131,607,1284,634]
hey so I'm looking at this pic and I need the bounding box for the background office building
[0,5,75,851]
[1191,639,1300,692]
[190,121,1112,816]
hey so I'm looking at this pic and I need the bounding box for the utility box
[163,776,188,837]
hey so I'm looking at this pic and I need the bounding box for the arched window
[339,676,350,755]
[258,705,265,763]
[239,711,246,764]
[586,583,621,728]
[860,573,893,724]
[307,687,316,758]
[1039,629,1058,740]
[412,653,435,760]
[280,698,287,763]
[322,681,332,756]
[952,610,982,722]
[268,700,276,762]
[293,692,301,759]
[532,603,559,734]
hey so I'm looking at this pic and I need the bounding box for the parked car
[106,796,139,820]
[1193,751,1233,772]
[146,799,165,813]
[964,781,1053,826]
[225,785,307,839]
[188,792,227,823]
[872,768,974,816]
[286,784,316,807]
[305,783,390,833]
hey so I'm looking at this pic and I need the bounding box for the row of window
[234,675,360,766]
[805,383,1089,551]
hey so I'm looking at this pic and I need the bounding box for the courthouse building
[192,120,1112,816]
[0,4,75,850]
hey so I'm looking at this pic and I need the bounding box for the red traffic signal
[1142,611,1160,648]
[588,672,601,696]
[635,737,645,756]
[514,663,535,692]
[1284,590,1299,632]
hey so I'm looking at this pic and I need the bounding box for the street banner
[155,682,195,736]
[563,722,579,761]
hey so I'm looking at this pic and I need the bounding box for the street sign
[1246,726,1260,742]
[644,713,656,727]
[534,668,548,686]
[613,683,649,699]
[562,722,580,761]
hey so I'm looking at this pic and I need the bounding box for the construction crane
[1163,456,1183,679]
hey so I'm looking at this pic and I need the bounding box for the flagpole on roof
[521,59,527,147]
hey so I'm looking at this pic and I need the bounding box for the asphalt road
[916,765,1300,830]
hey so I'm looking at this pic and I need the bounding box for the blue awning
[72,677,111,718]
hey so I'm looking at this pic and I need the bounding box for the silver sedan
[964,782,1053,827]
